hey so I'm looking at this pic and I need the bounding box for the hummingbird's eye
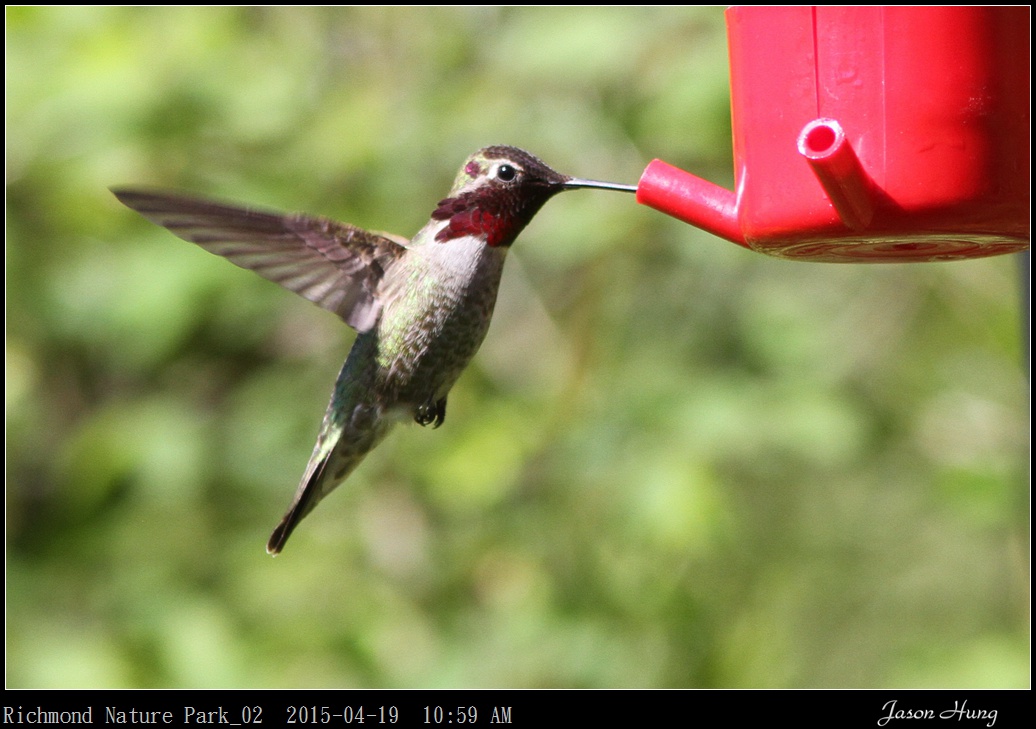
[495,164,518,182]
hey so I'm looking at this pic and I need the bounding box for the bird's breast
[373,237,507,404]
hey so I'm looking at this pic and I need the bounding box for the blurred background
[6,7,1028,688]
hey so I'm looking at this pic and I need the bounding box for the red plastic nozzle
[797,119,875,231]
[635,159,748,247]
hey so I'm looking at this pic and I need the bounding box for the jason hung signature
[878,700,997,728]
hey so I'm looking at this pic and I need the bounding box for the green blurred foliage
[6,7,1028,688]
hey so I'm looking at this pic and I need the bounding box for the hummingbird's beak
[563,178,638,193]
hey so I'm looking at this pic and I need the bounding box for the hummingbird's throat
[435,209,509,247]
[432,197,512,247]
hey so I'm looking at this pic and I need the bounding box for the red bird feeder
[636,6,1030,262]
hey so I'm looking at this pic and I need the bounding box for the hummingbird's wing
[112,188,409,332]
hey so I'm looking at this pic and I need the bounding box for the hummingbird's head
[431,145,635,248]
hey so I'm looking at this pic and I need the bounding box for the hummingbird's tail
[266,453,333,555]
[267,408,393,555]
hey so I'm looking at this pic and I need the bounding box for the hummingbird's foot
[415,397,446,429]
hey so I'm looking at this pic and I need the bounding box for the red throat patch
[435,209,509,247]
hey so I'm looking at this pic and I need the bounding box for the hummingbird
[112,145,636,554]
